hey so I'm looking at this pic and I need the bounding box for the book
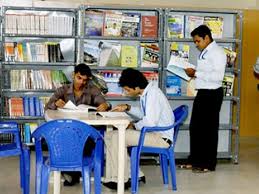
[167,42,195,81]
[222,74,235,96]
[96,111,130,118]
[185,15,204,38]
[204,16,224,39]
[167,14,184,38]
[103,12,123,37]
[166,75,181,96]
[120,45,138,67]
[58,100,97,113]
[224,47,237,68]
[83,40,101,66]
[99,41,121,66]
[85,10,104,36]
[121,13,141,37]
[140,43,159,68]
[141,15,158,38]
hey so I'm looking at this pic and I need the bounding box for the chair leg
[82,167,91,194]
[23,147,30,194]
[159,154,169,185]
[40,165,50,194]
[168,151,177,191]
[20,153,25,189]
[130,148,140,194]
[94,159,102,194]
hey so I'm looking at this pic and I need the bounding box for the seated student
[45,63,110,186]
[103,68,175,190]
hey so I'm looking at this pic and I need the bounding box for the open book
[96,111,131,119]
[167,54,196,81]
[58,100,97,113]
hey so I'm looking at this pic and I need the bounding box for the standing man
[103,68,174,190]
[45,63,110,185]
[184,25,226,172]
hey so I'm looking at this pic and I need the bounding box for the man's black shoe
[102,181,130,190]
[128,176,146,184]
[63,179,80,186]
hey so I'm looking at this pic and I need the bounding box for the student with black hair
[45,63,110,186]
[103,68,174,190]
[183,25,226,173]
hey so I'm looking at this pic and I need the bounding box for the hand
[185,68,196,78]
[126,122,135,129]
[111,104,128,112]
[97,102,110,111]
[55,99,66,108]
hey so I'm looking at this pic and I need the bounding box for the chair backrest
[32,119,102,168]
[172,105,188,147]
[0,122,22,157]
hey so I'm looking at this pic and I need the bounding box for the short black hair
[191,25,213,41]
[74,63,92,77]
[119,68,148,89]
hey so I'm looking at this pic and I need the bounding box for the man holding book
[45,63,111,185]
[102,68,174,190]
[183,25,226,173]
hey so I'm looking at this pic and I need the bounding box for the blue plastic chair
[0,122,30,194]
[32,119,103,194]
[130,105,188,193]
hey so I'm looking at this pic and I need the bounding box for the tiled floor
[1,137,259,194]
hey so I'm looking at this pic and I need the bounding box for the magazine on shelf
[222,74,235,96]
[140,43,159,68]
[167,14,185,38]
[103,12,123,37]
[204,16,224,39]
[166,75,181,96]
[185,15,204,38]
[85,10,104,36]
[121,13,141,37]
[224,47,237,68]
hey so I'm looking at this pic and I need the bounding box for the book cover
[99,41,121,67]
[121,13,141,37]
[185,15,204,38]
[120,45,138,67]
[204,16,224,39]
[166,75,181,96]
[222,74,235,96]
[141,15,158,38]
[167,14,184,38]
[83,40,101,66]
[224,47,237,68]
[140,43,160,68]
[85,10,104,36]
[103,12,123,37]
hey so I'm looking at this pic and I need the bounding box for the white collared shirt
[128,82,175,141]
[195,41,227,89]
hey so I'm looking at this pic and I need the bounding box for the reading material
[58,100,97,113]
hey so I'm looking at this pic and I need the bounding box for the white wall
[0,0,259,9]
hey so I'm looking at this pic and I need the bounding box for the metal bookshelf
[163,8,243,163]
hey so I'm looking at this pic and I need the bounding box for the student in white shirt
[103,68,174,190]
[183,25,226,173]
